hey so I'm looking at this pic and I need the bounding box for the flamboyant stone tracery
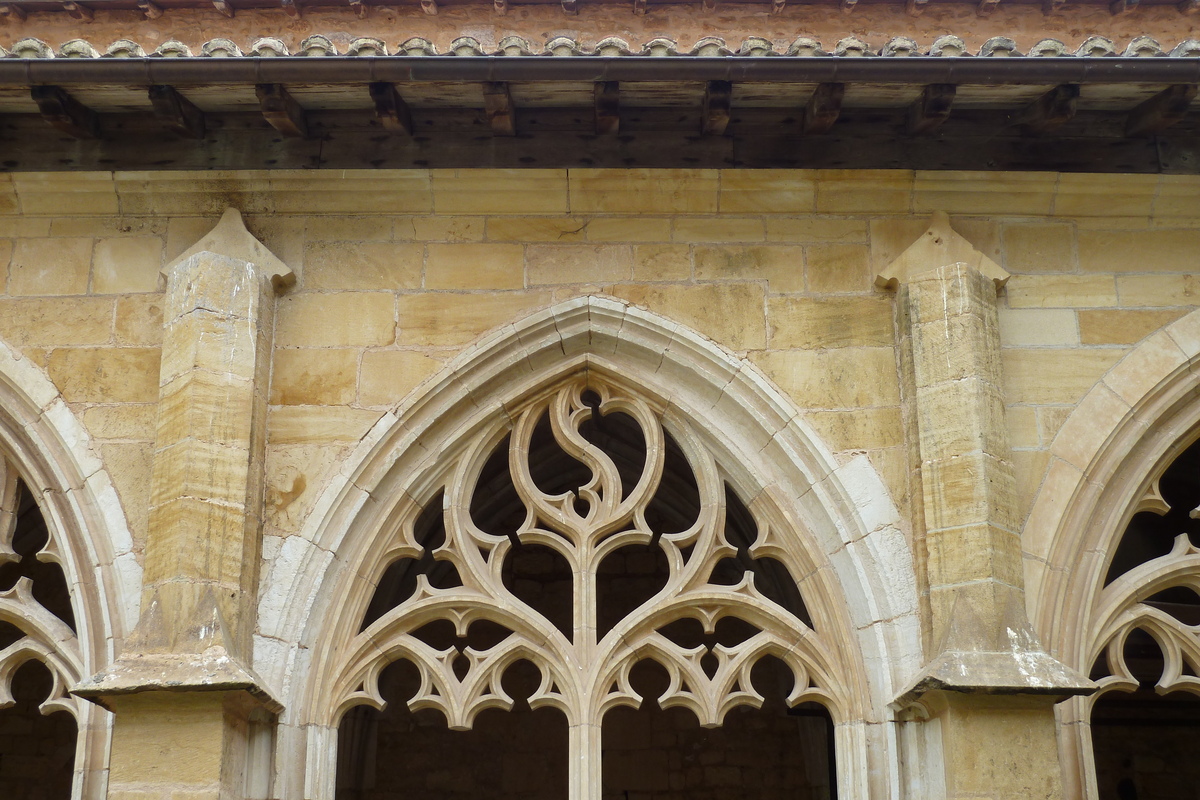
[330,374,843,798]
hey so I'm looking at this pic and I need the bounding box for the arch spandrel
[260,295,917,800]
[1022,309,1200,799]
[0,337,140,799]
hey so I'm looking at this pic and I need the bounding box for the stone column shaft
[76,209,291,800]
[882,213,1091,800]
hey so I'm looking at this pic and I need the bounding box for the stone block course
[9,237,93,296]
[427,243,525,290]
[275,293,396,348]
[301,242,423,290]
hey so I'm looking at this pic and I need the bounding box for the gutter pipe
[1,56,1200,86]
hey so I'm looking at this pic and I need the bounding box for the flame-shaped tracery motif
[330,376,843,796]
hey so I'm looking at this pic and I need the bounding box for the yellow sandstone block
[0,296,112,347]
[673,217,764,244]
[694,246,804,292]
[405,216,485,242]
[768,296,893,349]
[1055,173,1158,218]
[1001,223,1075,274]
[816,170,913,214]
[805,244,870,293]
[632,245,691,282]
[912,171,1055,216]
[270,348,359,405]
[1001,348,1124,405]
[765,218,867,244]
[425,243,524,290]
[486,217,588,242]
[47,347,160,403]
[157,371,253,449]
[359,350,444,406]
[1006,406,1040,450]
[302,242,422,291]
[302,216,394,243]
[804,407,904,451]
[275,293,395,348]
[83,404,157,441]
[9,238,93,296]
[1116,275,1200,308]
[719,170,816,214]
[526,244,632,285]
[0,239,10,294]
[164,217,220,263]
[997,308,1078,347]
[100,441,153,555]
[751,348,900,408]
[268,406,384,444]
[1079,308,1187,345]
[1005,275,1118,309]
[397,291,554,347]
[433,169,568,215]
[108,695,227,784]
[611,283,766,350]
[1078,229,1200,273]
[115,296,165,346]
[586,217,672,242]
[1037,405,1072,445]
[569,169,718,214]
[91,237,164,294]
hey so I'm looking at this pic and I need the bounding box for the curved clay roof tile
[834,37,873,57]
[346,37,388,56]
[60,39,100,58]
[1029,38,1068,57]
[690,37,731,56]
[593,36,631,56]
[737,37,775,56]
[153,41,193,57]
[881,37,918,57]
[1074,36,1115,57]
[928,35,966,56]
[979,37,1019,57]
[1170,39,1200,57]
[298,35,337,56]
[11,38,54,58]
[201,38,244,57]
[397,37,436,55]
[105,39,146,57]
[786,37,826,57]
[448,37,484,56]
[641,38,679,56]
[250,38,289,57]
[1123,36,1163,57]
[497,36,533,55]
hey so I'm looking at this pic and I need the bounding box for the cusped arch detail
[1023,310,1200,799]
[260,295,917,800]
[0,337,141,798]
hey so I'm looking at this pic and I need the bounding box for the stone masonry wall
[0,168,1196,577]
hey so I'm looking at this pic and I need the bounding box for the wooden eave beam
[632,0,646,14]
[420,0,437,14]
[772,0,785,12]
[494,0,507,13]
[281,0,299,16]
[138,0,163,18]
[561,0,578,13]
[483,81,517,136]
[0,2,27,19]
[905,0,927,14]
[1125,84,1197,136]
[62,1,93,20]
[908,83,956,134]
[702,80,732,135]
[840,0,856,12]
[31,85,100,139]
[595,81,620,135]
[369,82,413,135]
[211,0,233,15]
[1110,0,1137,13]
[1013,84,1080,134]
[349,0,367,16]
[977,0,1000,13]
[1181,0,1200,14]
[802,82,844,134]
[255,83,308,137]
[149,84,206,139]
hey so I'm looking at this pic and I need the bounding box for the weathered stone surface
[9,237,93,296]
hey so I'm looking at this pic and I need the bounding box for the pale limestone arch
[1024,310,1200,799]
[0,339,141,799]
[257,295,919,800]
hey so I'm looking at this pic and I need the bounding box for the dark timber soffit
[4,55,1200,84]
[2,55,1200,173]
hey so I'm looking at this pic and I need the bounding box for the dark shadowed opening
[0,653,77,800]
[601,657,836,800]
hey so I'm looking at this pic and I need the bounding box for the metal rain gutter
[1,56,1200,86]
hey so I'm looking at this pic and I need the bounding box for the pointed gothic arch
[0,339,141,799]
[1025,310,1200,798]
[259,295,918,800]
